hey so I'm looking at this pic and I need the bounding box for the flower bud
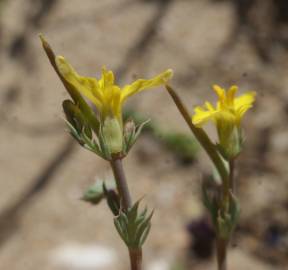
[124,119,136,136]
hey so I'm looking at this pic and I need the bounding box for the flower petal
[98,66,115,89]
[213,85,226,100]
[55,56,102,109]
[205,101,216,112]
[234,91,256,119]
[227,85,238,106]
[111,87,122,122]
[192,105,218,127]
[121,69,173,102]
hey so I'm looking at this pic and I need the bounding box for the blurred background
[0,0,288,269]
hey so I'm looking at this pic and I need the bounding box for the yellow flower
[192,85,256,159]
[192,85,255,127]
[55,56,173,124]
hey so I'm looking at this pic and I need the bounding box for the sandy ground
[0,0,288,269]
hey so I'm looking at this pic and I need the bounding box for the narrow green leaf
[139,224,151,246]
[114,219,126,243]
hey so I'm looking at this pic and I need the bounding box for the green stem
[222,159,235,211]
[217,159,235,270]
[110,158,142,270]
[165,85,229,186]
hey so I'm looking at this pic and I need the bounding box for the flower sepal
[216,126,244,161]
[63,100,112,160]
[63,100,93,139]
[64,110,150,160]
